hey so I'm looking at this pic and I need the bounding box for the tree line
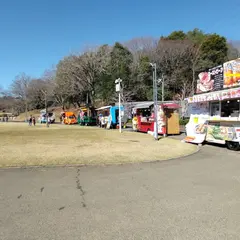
[1,28,239,115]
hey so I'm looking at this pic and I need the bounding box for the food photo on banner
[196,65,224,94]
[224,58,240,88]
[196,72,213,93]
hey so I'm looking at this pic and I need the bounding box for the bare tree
[60,45,111,106]
[124,37,158,59]
[156,39,196,99]
[54,56,82,109]
[0,86,4,96]
[11,73,31,121]
[124,37,159,78]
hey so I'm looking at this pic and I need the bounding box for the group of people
[98,113,112,128]
[29,115,36,126]
[0,116,9,122]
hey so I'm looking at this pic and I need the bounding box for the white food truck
[184,59,240,150]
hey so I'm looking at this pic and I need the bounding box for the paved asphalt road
[1,144,240,240]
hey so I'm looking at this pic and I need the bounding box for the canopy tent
[162,103,181,109]
[96,106,112,111]
[133,102,180,110]
[132,102,154,110]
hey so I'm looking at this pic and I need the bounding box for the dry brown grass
[0,123,197,167]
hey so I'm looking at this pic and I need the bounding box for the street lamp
[115,78,122,133]
[158,74,164,102]
[150,63,158,140]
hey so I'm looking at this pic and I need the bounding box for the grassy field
[0,123,197,167]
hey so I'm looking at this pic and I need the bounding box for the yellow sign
[224,73,240,77]
[193,117,198,124]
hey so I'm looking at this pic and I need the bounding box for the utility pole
[115,78,122,133]
[42,90,49,128]
[150,63,158,141]
[45,93,49,128]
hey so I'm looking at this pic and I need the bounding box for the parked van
[39,110,55,124]
[63,112,77,125]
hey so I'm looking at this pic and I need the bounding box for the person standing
[98,114,103,128]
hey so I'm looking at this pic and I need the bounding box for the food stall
[78,107,97,126]
[184,58,240,150]
[96,105,126,129]
[132,102,181,135]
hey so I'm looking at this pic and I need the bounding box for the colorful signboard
[223,58,240,88]
[206,125,235,142]
[184,114,209,144]
[196,65,224,94]
[188,87,240,103]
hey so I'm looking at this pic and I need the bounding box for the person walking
[32,117,36,126]
[29,116,32,126]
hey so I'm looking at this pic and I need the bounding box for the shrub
[179,118,189,126]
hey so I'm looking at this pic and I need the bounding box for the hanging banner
[188,87,240,103]
[223,58,240,88]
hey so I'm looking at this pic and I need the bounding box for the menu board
[209,65,224,91]
[224,58,240,88]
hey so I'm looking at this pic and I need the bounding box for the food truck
[184,58,240,150]
[96,105,127,128]
[62,112,77,125]
[132,102,181,135]
[78,107,97,126]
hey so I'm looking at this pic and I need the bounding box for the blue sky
[0,0,239,89]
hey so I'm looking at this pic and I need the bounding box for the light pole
[115,78,122,133]
[158,75,165,102]
[158,77,167,137]
[161,74,164,102]
[42,90,49,127]
[150,63,158,140]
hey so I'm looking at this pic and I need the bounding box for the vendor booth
[96,105,126,129]
[132,102,180,135]
[184,59,240,150]
[78,107,97,126]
